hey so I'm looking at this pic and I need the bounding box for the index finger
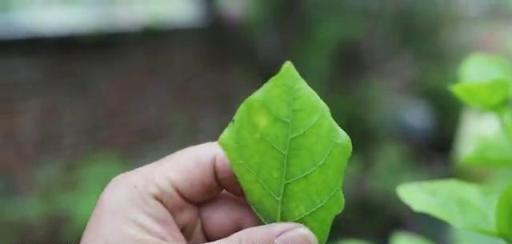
[142,142,243,204]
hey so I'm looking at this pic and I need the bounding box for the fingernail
[274,226,318,244]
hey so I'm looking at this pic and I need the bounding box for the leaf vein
[290,114,322,139]
[261,136,286,155]
[285,142,338,183]
[239,162,280,200]
[291,187,339,221]
[276,116,292,221]
[261,99,291,124]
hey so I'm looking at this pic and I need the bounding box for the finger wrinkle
[212,153,225,198]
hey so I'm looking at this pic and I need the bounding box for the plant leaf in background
[57,153,126,237]
[451,81,509,109]
[396,179,501,237]
[336,238,374,244]
[452,229,507,244]
[219,61,352,243]
[496,184,512,242]
[335,231,434,244]
[389,231,434,244]
[450,53,512,110]
[397,52,512,244]
[0,152,126,243]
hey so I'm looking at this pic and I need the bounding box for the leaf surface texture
[219,61,352,243]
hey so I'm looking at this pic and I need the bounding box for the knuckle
[108,171,132,187]
[98,171,137,202]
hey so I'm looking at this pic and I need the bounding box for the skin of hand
[80,142,317,244]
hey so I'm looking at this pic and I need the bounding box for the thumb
[206,223,317,244]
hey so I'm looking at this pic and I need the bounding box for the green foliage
[450,53,512,168]
[367,143,430,199]
[244,0,367,89]
[397,179,501,236]
[452,229,506,244]
[219,61,352,243]
[450,54,512,168]
[496,185,512,242]
[389,231,434,244]
[456,53,512,85]
[451,53,512,110]
[0,152,126,243]
[399,53,512,244]
[336,238,374,244]
[335,231,434,244]
[56,153,126,237]
[450,80,509,110]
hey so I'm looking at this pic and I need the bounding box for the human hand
[80,142,317,244]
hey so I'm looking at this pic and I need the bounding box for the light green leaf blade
[389,231,434,244]
[451,53,512,109]
[496,184,512,242]
[396,179,500,236]
[219,61,352,243]
[458,53,512,84]
[450,80,509,109]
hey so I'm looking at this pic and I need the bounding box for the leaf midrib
[276,93,294,221]
[257,82,341,222]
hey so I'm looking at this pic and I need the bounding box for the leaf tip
[281,60,296,69]
[278,60,303,81]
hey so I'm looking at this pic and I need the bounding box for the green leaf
[451,53,512,109]
[219,61,352,243]
[57,152,126,238]
[496,184,512,242]
[389,231,434,244]
[458,53,512,84]
[450,80,510,109]
[397,179,501,236]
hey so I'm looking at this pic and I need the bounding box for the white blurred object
[0,0,207,40]
[453,108,512,166]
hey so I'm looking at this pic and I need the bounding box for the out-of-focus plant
[0,152,126,243]
[452,229,508,244]
[337,238,374,244]
[337,230,434,244]
[389,231,435,244]
[397,53,512,244]
[56,153,127,238]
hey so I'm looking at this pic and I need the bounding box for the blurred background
[1,0,512,243]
